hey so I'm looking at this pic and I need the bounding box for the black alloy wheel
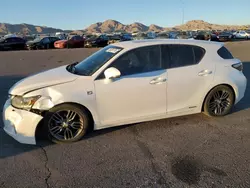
[203,85,234,117]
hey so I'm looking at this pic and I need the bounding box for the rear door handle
[198,70,212,76]
[150,77,167,85]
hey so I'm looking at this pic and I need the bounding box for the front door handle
[198,70,212,76]
[150,77,167,85]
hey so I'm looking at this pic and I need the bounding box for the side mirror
[104,67,121,79]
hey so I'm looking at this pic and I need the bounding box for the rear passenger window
[217,46,234,59]
[162,44,205,69]
[169,45,195,68]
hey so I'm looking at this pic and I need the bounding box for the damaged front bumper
[2,99,43,145]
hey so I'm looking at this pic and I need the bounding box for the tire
[43,104,91,144]
[203,85,234,117]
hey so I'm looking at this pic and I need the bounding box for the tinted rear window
[162,45,206,69]
[217,46,234,59]
[193,46,205,63]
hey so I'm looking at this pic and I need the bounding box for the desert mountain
[84,20,249,33]
[0,23,66,35]
[0,20,249,36]
[83,20,162,33]
[84,20,151,33]
[174,20,249,31]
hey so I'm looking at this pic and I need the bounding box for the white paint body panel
[2,39,247,145]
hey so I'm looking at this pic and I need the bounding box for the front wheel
[44,104,90,144]
[203,85,234,117]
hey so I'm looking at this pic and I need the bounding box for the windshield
[72,45,123,76]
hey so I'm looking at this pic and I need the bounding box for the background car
[107,35,122,44]
[107,34,133,44]
[84,35,109,47]
[26,36,60,50]
[121,33,133,41]
[232,30,250,39]
[175,31,193,39]
[194,31,211,40]
[54,35,85,48]
[156,32,169,39]
[0,37,26,51]
[217,31,233,42]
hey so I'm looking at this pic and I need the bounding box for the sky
[1,0,250,30]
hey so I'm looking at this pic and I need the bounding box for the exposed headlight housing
[11,95,41,110]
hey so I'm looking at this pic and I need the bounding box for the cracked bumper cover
[3,99,43,145]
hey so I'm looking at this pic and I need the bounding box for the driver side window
[108,45,161,77]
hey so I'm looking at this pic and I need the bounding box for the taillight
[232,62,243,71]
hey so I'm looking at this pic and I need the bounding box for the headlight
[11,95,41,110]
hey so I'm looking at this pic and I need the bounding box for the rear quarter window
[217,46,234,59]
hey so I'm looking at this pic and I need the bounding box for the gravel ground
[0,41,250,188]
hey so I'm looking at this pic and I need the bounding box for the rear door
[163,44,215,114]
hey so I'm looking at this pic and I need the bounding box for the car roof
[112,39,224,50]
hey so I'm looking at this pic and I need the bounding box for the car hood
[9,65,79,95]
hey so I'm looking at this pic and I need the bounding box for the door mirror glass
[104,67,121,79]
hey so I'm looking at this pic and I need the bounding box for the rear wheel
[203,85,234,117]
[44,104,90,144]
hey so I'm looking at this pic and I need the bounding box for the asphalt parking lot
[0,41,250,188]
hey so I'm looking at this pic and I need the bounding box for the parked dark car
[156,32,169,39]
[107,35,122,44]
[194,31,211,40]
[175,31,193,39]
[217,32,233,41]
[120,33,133,41]
[0,37,26,51]
[84,35,109,48]
[26,36,60,50]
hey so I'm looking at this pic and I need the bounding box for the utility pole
[180,0,184,25]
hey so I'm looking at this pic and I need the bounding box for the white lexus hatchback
[3,39,247,145]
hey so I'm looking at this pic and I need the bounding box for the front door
[163,44,215,114]
[94,45,167,126]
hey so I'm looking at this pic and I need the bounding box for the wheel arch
[201,83,236,112]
